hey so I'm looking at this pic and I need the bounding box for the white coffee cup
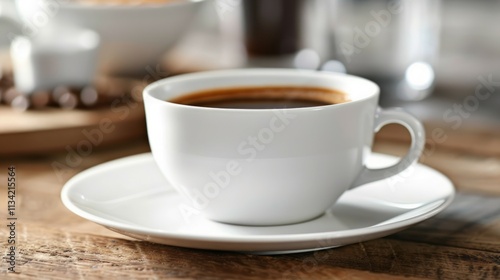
[143,69,425,226]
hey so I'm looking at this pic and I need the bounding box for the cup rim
[143,68,380,112]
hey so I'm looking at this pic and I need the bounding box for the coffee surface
[169,86,350,109]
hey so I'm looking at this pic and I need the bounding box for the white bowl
[15,0,205,76]
[11,26,100,93]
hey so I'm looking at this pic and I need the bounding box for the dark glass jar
[242,0,302,56]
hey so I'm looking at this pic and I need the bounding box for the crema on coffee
[169,86,350,109]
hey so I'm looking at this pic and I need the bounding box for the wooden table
[1,121,499,279]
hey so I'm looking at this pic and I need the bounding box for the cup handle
[350,107,425,188]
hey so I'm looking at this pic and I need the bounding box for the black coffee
[169,86,349,109]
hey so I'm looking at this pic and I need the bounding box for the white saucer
[61,153,455,255]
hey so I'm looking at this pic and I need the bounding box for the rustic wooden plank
[390,193,500,253]
[281,238,500,280]
[1,224,498,279]
[1,225,422,280]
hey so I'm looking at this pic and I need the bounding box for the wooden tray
[0,104,146,156]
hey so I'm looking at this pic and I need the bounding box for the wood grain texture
[0,221,498,280]
[0,225,426,280]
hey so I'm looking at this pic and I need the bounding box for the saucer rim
[61,153,455,245]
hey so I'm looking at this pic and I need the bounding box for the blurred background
[168,0,500,106]
[175,0,500,134]
[0,0,499,156]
